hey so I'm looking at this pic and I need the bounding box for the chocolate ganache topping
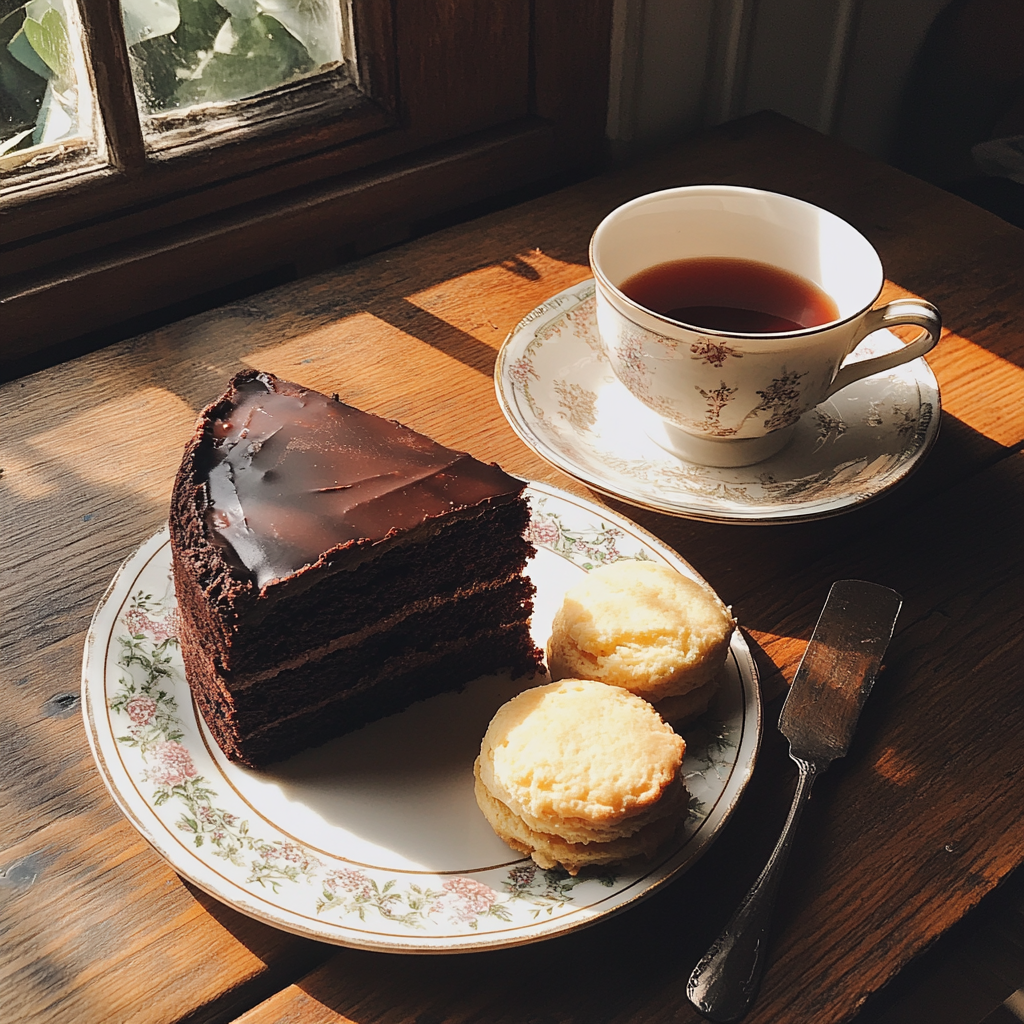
[200,372,525,588]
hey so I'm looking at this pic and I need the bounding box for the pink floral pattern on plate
[107,585,617,920]
[87,485,759,949]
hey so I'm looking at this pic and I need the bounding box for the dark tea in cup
[619,257,839,334]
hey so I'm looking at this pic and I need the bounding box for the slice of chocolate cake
[170,370,541,767]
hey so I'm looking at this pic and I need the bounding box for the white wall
[607,0,952,161]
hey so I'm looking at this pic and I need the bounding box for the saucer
[494,280,941,524]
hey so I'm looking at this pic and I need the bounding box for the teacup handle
[824,298,942,399]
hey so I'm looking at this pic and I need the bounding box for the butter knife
[687,579,903,1023]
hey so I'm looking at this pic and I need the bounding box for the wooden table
[4,112,1023,1024]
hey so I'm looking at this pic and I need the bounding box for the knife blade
[780,579,903,767]
[687,580,903,1023]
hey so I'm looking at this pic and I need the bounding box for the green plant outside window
[1,0,81,156]
[124,0,344,115]
[0,0,344,160]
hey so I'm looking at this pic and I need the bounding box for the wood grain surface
[2,113,1022,1024]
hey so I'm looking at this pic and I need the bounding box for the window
[1,0,99,174]
[0,0,614,377]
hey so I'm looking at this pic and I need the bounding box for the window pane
[123,0,345,116]
[0,0,97,168]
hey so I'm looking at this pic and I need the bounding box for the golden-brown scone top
[477,678,685,847]
[545,561,736,714]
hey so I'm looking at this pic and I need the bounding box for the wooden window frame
[0,0,613,376]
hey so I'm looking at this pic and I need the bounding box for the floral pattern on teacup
[690,337,741,367]
[601,293,816,440]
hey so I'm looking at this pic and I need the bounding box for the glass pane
[123,0,345,115]
[0,0,95,166]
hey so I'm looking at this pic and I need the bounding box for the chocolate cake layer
[193,627,538,766]
[183,580,536,759]
[182,576,536,708]
[170,370,542,767]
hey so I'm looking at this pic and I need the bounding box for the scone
[545,560,736,725]
[474,678,686,874]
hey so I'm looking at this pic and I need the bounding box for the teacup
[589,185,941,467]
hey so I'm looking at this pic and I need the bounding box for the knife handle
[686,761,817,1023]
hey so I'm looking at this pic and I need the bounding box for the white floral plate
[81,482,760,953]
[495,281,941,523]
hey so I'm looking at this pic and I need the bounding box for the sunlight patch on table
[880,280,1023,446]
[873,745,919,787]
[27,386,195,503]
[1,451,59,499]
[744,628,803,654]
[240,310,489,445]
[929,331,1024,446]
[406,249,588,345]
